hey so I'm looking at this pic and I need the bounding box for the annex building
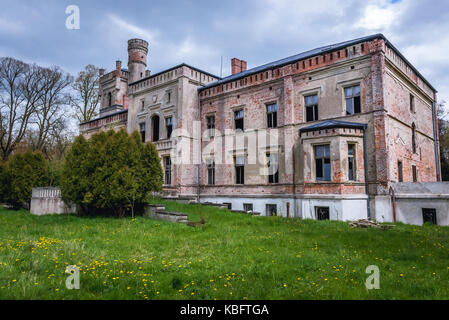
[79,34,448,225]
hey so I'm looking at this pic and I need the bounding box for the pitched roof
[299,119,367,133]
[198,33,436,92]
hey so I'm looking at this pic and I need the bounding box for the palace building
[80,34,447,225]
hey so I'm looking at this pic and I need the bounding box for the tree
[60,129,163,217]
[2,151,48,209]
[437,100,449,181]
[70,64,100,123]
[0,58,44,161]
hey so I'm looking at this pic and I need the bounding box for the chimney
[231,58,247,75]
[99,68,105,76]
[116,60,122,77]
[145,70,151,77]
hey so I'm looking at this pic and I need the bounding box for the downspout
[362,127,371,219]
[197,90,201,202]
[431,101,441,181]
[389,186,397,222]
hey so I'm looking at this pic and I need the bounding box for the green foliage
[60,129,163,216]
[2,151,48,209]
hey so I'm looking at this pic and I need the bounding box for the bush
[2,151,49,209]
[60,129,163,217]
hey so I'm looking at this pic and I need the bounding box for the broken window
[412,165,418,182]
[243,203,253,212]
[305,94,318,122]
[223,202,232,210]
[422,208,437,225]
[234,109,244,131]
[207,115,215,137]
[267,153,279,183]
[266,103,277,128]
[164,156,171,185]
[235,156,245,184]
[315,144,331,181]
[139,122,146,143]
[348,143,356,181]
[412,122,416,153]
[165,116,173,139]
[266,204,277,216]
[207,159,215,185]
[316,207,330,220]
[345,85,361,115]
[398,160,403,182]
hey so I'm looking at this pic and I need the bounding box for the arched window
[152,115,160,142]
[411,122,416,153]
[108,92,112,107]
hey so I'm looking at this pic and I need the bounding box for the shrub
[60,129,163,217]
[2,151,49,209]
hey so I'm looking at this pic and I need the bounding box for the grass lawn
[0,198,448,300]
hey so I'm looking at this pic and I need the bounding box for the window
[305,94,318,122]
[223,203,232,210]
[108,92,112,107]
[152,115,160,142]
[139,123,146,143]
[207,160,215,185]
[412,123,416,153]
[167,91,171,103]
[348,144,356,181]
[234,110,244,131]
[267,153,279,183]
[140,100,145,112]
[243,203,253,212]
[165,117,173,139]
[266,103,277,128]
[266,204,277,216]
[315,145,331,181]
[398,161,403,182]
[316,207,330,220]
[422,208,437,225]
[235,156,244,184]
[410,94,415,113]
[164,157,171,185]
[207,115,215,137]
[412,165,417,182]
[345,85,361,115]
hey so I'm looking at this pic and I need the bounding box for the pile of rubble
[349,219,394,229]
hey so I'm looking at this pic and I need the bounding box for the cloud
[107,14,160,44]
[353,3,402,31]
[0,16,25,34]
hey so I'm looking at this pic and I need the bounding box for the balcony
[153,139,172,151]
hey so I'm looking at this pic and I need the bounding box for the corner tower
[127,38,148,83]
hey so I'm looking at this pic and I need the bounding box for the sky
[0,0,448,106]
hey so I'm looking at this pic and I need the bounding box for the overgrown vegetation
[0,200,448,300]
[60,129,163,217]
[0,151,48,209]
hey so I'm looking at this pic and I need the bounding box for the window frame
[344,84,361,115]
[165,116,173,139]
[314,144,331,181]
[348,143,356,181]
[266,103,278,128]
[164,156,171,185]
[266,204,277,216]
[266,152,279,184]
[305,94,319,122]
[206,115,215,137]
[139,122,146,143]
[207,159,215,185]
[235,155,245,185]
[234,109,244,131]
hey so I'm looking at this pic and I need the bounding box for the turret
[127,38,148,83]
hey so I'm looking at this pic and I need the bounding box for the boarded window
[316,207,330,220]
[345,85,361,115]
[422,208,437,224]
[266,103,277,128]
[315,145,331,181]
[305,94,318,122]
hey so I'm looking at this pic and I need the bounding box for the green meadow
[0,199,448,300]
